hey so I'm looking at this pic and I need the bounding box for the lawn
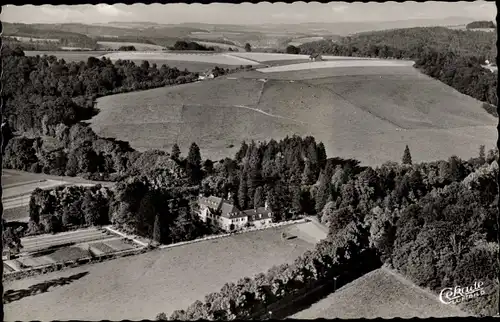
[4,225,314,321]
[88,62,496,166]
[292,267,470,319]
[100,52,260,66]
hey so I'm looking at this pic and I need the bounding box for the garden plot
[21,228,115,254]
[4,225,314,321]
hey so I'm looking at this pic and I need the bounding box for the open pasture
[292,267,469,319]
[100,52,260,66]
[4,225,314,321]
[24,50,110,62]
[6,36,60,43]
[89,62,496,166]
[97,41,165,51]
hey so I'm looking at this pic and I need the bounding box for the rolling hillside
[292,267,470,319]
[89,58,496,166]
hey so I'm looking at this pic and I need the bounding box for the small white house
[198,71,215,80]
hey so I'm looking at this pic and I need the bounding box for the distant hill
[466,20,496,29]
[301,26,496,59]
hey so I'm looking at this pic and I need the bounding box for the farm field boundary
[157,218,308,250]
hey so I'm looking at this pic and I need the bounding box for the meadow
[256,59,414,73]
[96,41,165,51]
[89,62,496,166]
[4,225,314,321]
[292,267,470,319]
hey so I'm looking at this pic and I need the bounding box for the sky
[1,2,496,25]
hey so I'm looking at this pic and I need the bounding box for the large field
[89,59,496,166]
[292,267,470,318]
[4,225,314,321]
[96,41,166,51]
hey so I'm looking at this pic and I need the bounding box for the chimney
[265,200,269,210]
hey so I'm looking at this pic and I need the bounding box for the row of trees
[299,27,497,114]
[170,41,215,51]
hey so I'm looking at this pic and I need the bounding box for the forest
[299,27,498,114]
[156,141,498,319]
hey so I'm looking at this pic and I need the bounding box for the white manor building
[197,195,273,231]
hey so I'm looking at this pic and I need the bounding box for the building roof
[199,195,244,218]
[220,202,244,218]
[242,207,273,220]
[199,195,223,209]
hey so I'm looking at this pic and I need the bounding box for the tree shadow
[3,271,89,304]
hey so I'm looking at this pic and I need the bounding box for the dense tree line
[118,45,137,51]
[299,27,497,115]
[170,40,215,51]
[28,184,114,235]
[200,136,362,222]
